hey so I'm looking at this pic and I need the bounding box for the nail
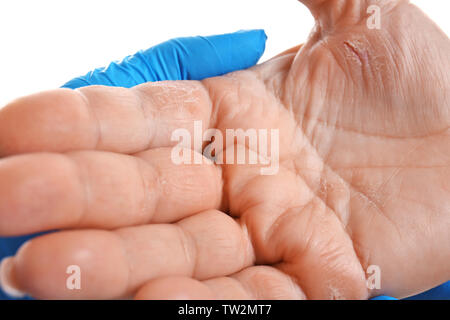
[0,257,26,298]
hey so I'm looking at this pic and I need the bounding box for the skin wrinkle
[286,168,368,290]
[399,193,445,218]
[280,204,368,300]
[300,59,332,141]
[288,95,352,216]
[217,157,231,213]
[206,84,224,130]
[323,170,351,226]
[143,154,169,223]
[239,271,263,300]
[68,153,92,228]
[285,208,314,264]
[214,163,227,213]
[303,113,450,140]
[196,80,215,130]
[209,160,224,212]
[364,139,433,197]
[323,39,348,78]
[228,277,252,298]
[237,219,257,269]
[236,222,257,273]
[113,231,133,296]
[346,166,403,239]
[175,224,197,278]
[385,32,426,135]
[349,232,371,276]
[336,164,450,170]
[282,97,365,284]
[285,105,395,290]
[264,206,305,257]
[227,173,262,216]
[230,276,255,300]
[151,154,173,218]
[312,125,450,177]
[132,88,155,152]
[134,157,154,224]
[75,89,101,150]
[240,203,286,264]
[341,176,398,266]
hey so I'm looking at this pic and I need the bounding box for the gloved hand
[0,29,267,300]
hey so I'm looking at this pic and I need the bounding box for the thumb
[62,30,267,89]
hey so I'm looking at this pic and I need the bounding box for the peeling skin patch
[343,41,368,66]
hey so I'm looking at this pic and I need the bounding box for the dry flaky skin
[0,0,449,300]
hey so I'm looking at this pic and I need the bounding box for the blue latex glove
[0,30,267,300]
[62,29,267,89]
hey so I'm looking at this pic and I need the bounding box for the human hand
[0,29,267,299]
[1,0,449,300]
[62,29,268,88]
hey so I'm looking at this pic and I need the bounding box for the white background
[0,0,448,107]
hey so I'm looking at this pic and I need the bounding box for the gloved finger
[0,210,253,299]
[0,148,222,236]
[62,30,267,89]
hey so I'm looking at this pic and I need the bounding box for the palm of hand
[0,0,449,300]
[194,0,450,299]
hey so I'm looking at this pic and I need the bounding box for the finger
[0,148,222,236]
[134,266,306,300]
[62,30,267,89]
[0,81,212,156]
[224,162,369,300]
[0,210,254,299]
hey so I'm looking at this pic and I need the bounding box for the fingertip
[10,231,130,299]
[0,257,27,298]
